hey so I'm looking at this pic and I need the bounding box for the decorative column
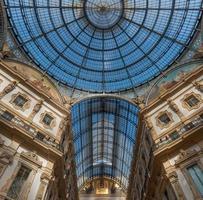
[0,137,13,177]
[0,81,18,99]
[20,170,37,199]
[167,171,185,200]
[36,173,51,200]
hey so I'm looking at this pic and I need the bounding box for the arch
[1,59,65,104]
[71,95,139,190]
[145,60,203,105]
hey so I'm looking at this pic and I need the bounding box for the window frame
[182,92,202,111]
[10,92,31,111]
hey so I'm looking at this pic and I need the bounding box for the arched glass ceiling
[71,96,139,189]
[4,0,203,92]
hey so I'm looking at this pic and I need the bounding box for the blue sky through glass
[71,96,139,189]
[4,0,203,92]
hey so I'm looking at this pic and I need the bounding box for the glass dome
[4,0,203,92]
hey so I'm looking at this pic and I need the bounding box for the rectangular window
[185,95,200,107]
[1,111,14,121]
[7,165,31,199]
[42,114,53,126]
[169,131,179,141]
[13,95,27,108]
[159,113,171,125]
[187,164,203,197]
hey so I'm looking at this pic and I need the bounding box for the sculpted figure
[0,81,17,98]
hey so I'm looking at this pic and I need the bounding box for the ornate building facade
[0,0,202,200]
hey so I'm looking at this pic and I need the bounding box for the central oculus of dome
[85,0,123,29]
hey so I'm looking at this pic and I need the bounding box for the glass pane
[7,165,31,199]
[188,164,203,196]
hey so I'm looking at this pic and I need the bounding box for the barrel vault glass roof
[71,96,139,189]
[4,0,203,92]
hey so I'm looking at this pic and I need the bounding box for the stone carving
[193,81,203,92]
[167,100,183,118]
[0,150,13,164]
[132,96,145,109]
[145,117,153,129]
[21,151,42,166]
[63,96,76,110]
[29,100,43,119]
[0,43,12,59]
[0,80,17,98]
[0,136,4,146]
[59,116,70,133]
[175,149,198,165]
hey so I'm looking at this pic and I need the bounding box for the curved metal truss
[71,96,139,190]
[4,0,203,92]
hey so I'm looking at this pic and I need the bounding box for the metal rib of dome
[4,0,203,92]
[71,96,139,189]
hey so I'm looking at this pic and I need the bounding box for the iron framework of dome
[4,0,203,92]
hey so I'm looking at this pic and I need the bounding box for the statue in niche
[59,116,70,133]
[0,150,13,164]
[29,100,43,119]
[0,80,17,98]
[0,43,12,59]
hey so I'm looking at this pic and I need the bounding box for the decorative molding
[156,111,174,129]
[193,81,203,92]
[40,111,56,130]
[175,149,199,166]
[20,151,42,167]
[167,100,183,119]
[0,80,17,99]
[181,92,202,111]
[132,96,145,109]
[10,92,31,111]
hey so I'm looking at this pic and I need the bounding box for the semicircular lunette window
[4,0,203,92]
[71,96,139,190]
